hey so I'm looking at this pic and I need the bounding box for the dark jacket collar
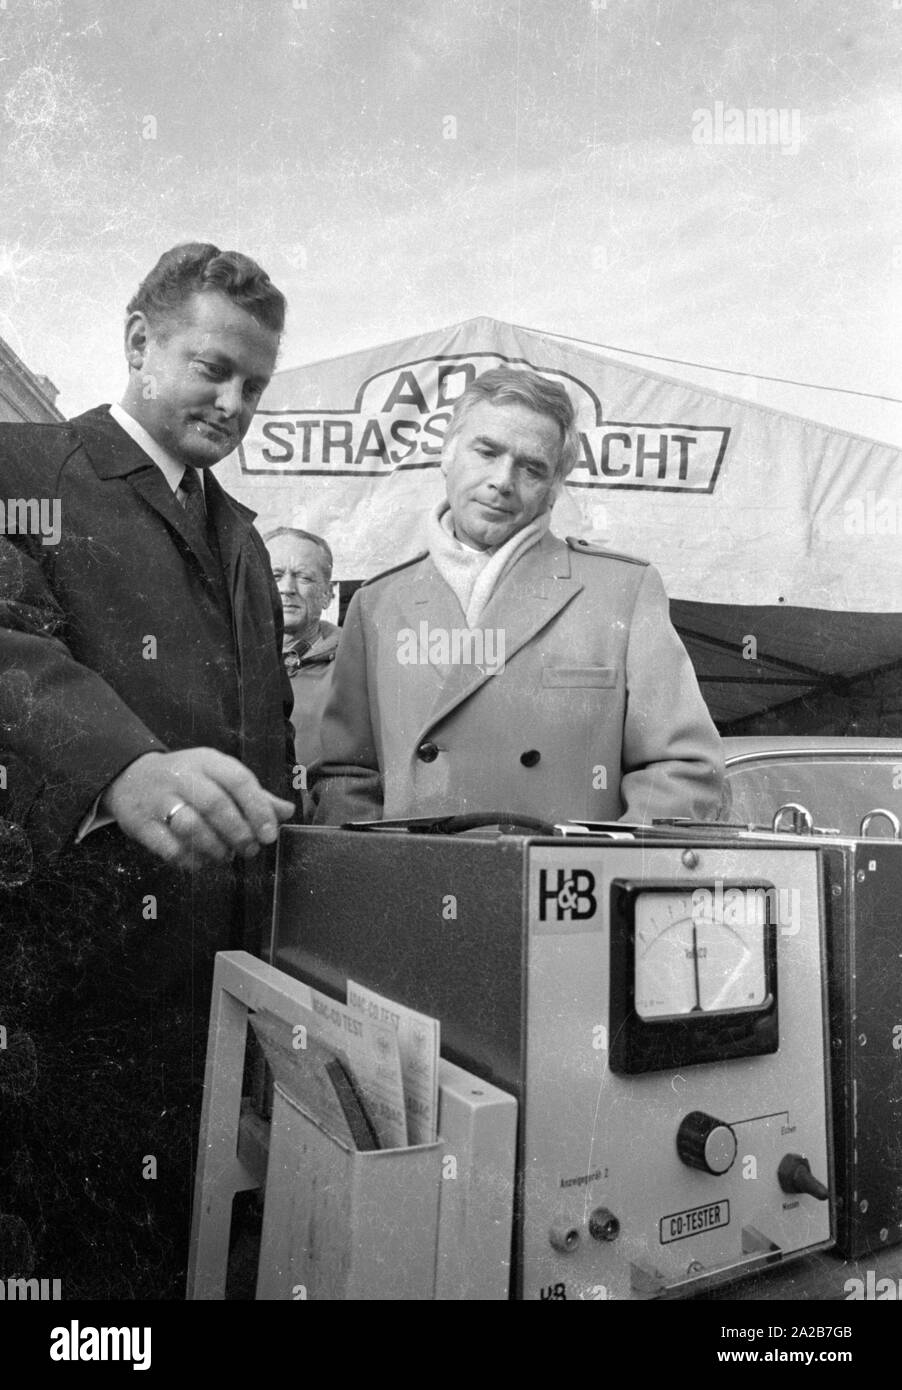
[70,404,259,585]
[71,407,255,512]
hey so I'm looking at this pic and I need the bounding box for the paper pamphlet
[249,985,408,1149]
[249,1008,362,1149]
[307,988,408,1148]
[346,980,440,1144]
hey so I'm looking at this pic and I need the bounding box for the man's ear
[124,311,151,371]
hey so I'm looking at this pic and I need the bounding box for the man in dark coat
[0,243,295,1297]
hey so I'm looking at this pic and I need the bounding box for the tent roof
[673,602,902,730]
[272,314,897,454]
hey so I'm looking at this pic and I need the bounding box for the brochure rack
[187,951,517,1300]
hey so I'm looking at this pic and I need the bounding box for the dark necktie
[179,467,207,545]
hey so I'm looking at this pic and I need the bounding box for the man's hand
[100,749,295,870]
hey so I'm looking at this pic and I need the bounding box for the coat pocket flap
[541,665,618,688]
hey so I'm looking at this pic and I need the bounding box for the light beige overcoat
[312,533,724,826]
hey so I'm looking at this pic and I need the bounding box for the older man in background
[311,365,724,827]
[266,527,339,772]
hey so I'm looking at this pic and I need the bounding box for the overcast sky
[1,0,899,441]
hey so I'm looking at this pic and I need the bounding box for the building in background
[0,337,64,423]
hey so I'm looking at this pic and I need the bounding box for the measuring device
[271,823,834,1298]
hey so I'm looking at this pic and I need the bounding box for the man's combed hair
[444,366,580,479]
[263,526,334,580]
[126,242,286,334]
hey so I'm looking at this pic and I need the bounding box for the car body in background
[721,737,902,838]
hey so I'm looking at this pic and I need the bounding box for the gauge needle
[691,919,702,1011]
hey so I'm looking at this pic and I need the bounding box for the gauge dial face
[634,888,768,1020]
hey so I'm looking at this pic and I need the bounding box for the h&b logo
[538,868,597,921]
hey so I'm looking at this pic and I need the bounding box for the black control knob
[778,1153,829,1201]
[588,1207,620,1242]
[677,1111,738,1175]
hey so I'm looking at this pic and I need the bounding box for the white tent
[217,317,902,731]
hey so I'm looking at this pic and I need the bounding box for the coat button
[520,749,541,767]
[417,741,439,763]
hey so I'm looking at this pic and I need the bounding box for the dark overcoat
[0,406,293,1296]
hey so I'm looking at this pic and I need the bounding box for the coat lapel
[415,533,583,742]
[204,469,258,599]
[398,560,470,683]
[70,406,225,589]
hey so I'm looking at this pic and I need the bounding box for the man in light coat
[311,366,724,827]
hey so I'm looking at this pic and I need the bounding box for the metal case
[271,825,834,1298]
[820,840,902,1257]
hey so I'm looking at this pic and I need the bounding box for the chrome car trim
[724,747,902,768]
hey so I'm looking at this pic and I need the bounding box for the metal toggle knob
[676,1111,738,1176]
[777,1153,829,1201]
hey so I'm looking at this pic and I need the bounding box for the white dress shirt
[108,402,205,506]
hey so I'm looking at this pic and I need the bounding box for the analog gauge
[695,886,766,1012]
[610,881,779,1074]
[634,888,767,1021]
[634,891,697,1018]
